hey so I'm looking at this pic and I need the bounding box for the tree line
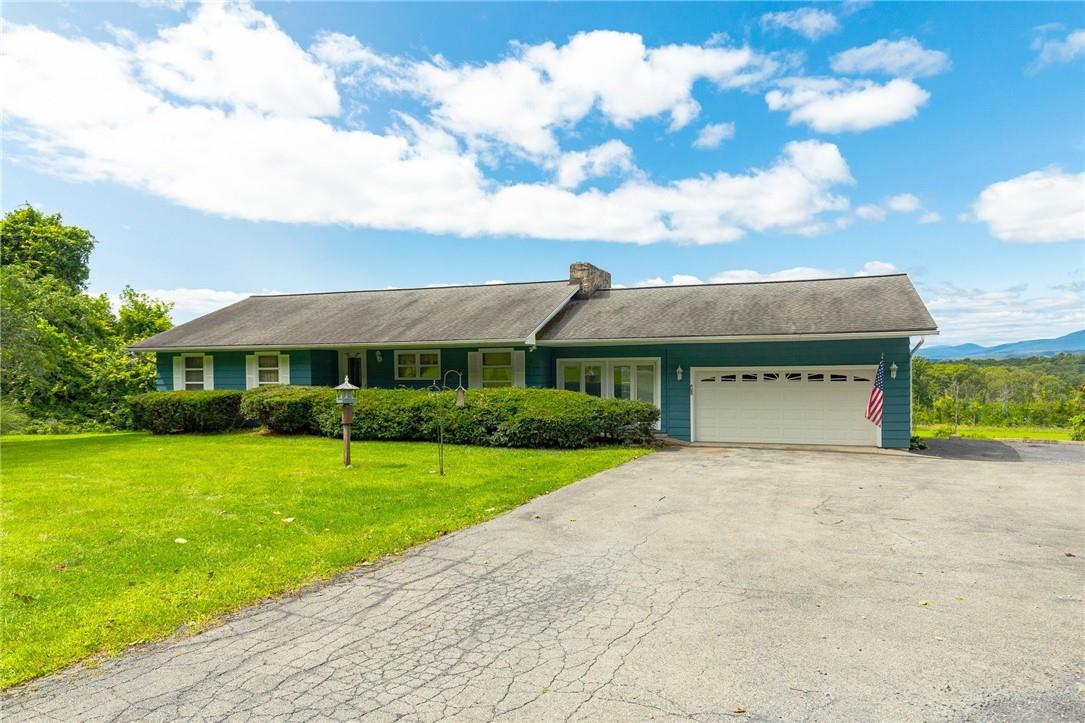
[912,354,1085,428]
[1,206,174,432]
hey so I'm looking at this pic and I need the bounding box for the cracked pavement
[5,440,1084,722]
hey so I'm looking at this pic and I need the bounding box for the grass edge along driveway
[0,432,648,688]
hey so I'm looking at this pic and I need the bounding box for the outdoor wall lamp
[676,365,684,381]
[335,376,359,467]
[890,362,898,379]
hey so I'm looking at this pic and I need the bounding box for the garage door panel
[694,367,880,447]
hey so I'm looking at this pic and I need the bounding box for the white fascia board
[537,330,939,347]
[129,339,529,353]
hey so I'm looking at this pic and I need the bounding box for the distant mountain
[920,329,1085,360]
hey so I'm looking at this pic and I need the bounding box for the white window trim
[176,352,214,391]
[337,349,368,388]
[556,357,662,427]
[394,349,441,382]
[245,352,290,389]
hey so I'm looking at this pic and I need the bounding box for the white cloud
[830,37,950,78]
[765,77,929,132]
[855,203,887,222]
[103,287,277,321]
[693,122,735,149]
[1030,28,1085,71]
[969,168,1085,243]
[921,282,1085,345]
[760,8,840,41]
[342,30,778,157]
[634,261,898,287]
[555,140,637,189]
[886,193,922,213]
[636,274,706,287]
[854,260,898,276]
[918,211,942,224]
[137,2,340,117]
[0,10,855,245]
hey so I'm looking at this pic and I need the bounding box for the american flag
[866,360,886,427]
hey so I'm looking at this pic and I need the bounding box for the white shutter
[512,350,526,388]
[467,352,482,389]
[279,354,291,385]
[203,355,214,390]
[172,356,184,391]
[245,355,257,389]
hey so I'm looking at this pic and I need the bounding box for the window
[741,373,758,382]
[256,354,280,385]
[557,359,659,411]
[830,373,848,382]
[184,355,205,391]
[481,350,513,388]
[807,373,824,382]
[762,372,780,381]
[784,373,802,382]
[395,350,440,381]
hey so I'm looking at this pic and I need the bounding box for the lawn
[0,432,647,688]
[914,424,1073,441]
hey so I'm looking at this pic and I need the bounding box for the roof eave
[127,338,532,353]
[537,329,940,346]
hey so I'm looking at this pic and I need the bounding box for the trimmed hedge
[242,385,658,448]
[129,390,245,434]
[240,385,325,434]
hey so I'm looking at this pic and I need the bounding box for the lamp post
[428,370,466,476]
[335,376,359,467]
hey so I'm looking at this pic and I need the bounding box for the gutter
[535,329,940,347]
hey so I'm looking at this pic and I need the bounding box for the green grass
[914,424,1073,441]
[0,432,647,688]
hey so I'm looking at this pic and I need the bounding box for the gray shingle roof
[537,274,937,342]
[131,281,577,350]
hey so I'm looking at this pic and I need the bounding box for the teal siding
[213,352,247,389]
[546,338,912,448]
[156,337,913,448]
[310,350,339,386]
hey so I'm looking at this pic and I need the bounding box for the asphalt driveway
[7,441,1084,722]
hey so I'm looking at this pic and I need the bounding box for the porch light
[335,376,359,467]
[676,365,684,381]
[890,362,898,379]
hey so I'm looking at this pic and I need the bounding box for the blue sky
[2,1,1083,345]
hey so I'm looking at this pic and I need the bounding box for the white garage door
[692,366,881,446]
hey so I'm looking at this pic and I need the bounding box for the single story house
[130,262,938,448]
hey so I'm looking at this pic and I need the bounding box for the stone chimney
[569,262,612,299]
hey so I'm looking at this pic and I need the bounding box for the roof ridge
[605,273,908,291]
[251,279,573,298]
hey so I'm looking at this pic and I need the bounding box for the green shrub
[128,390,245,434]
[241,385,326,434]
[311,387,658,448]
[0,400,30,435]
[1070,413,1085,442]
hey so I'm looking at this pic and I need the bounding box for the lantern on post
[335,376,359,467]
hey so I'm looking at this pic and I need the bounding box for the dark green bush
[129,390,245,434]
[308,386,658,448]
[241,385,327,434]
